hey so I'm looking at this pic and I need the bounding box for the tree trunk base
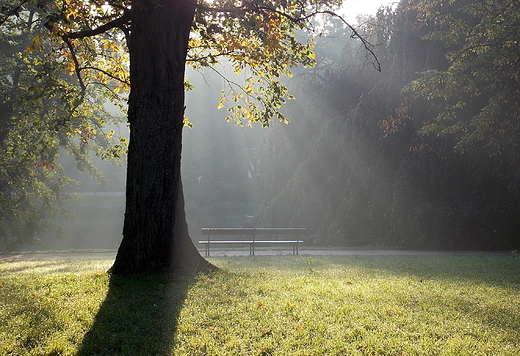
[110,230,216,275]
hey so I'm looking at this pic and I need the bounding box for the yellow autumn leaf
[183,116,193,128]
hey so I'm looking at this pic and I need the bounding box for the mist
[34,65,265,251]
[24,0,520,252]
[253,2,520,250]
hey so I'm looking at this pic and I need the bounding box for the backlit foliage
[35,0,346,127]
[0,0,127,249]
[191,0,325,125]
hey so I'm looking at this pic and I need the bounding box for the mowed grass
[1,255,519,355]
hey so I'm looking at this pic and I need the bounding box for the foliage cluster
[411,0,520,155]
[256,0,520,249]
[0,0,127,250]
[1,255,519,355]
[191,0,341,126]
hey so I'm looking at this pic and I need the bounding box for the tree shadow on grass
[75,272,195,356]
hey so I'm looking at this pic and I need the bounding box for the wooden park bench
[199,227,306,256]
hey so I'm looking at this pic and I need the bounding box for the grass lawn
[1,255,519,355]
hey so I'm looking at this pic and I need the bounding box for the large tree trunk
[111,0,212,274]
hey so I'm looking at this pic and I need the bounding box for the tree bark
[111,0,213,274]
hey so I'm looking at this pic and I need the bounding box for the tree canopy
[2,0,380,128]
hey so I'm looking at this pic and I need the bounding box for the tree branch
[65,10,131,39]
[320,10,381,72]
[196,3,381,72]
[187,50,236,64]
[62,36,86,92]
[256,7,381,71]
[56,9,131,93]
[80,66,130,86]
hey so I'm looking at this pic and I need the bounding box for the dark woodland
[255,0,520,250]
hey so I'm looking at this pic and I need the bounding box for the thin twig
[196,3,381,72]
[80,66,130,86]
[0,0,31,27]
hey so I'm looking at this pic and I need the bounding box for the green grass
[1,255,519,355]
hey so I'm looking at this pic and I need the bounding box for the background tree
[405,0,520,248]
[408,0,520,155]
[0,1,126,250]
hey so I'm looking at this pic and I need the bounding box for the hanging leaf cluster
[190,0,343,126]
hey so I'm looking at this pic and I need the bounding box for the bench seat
[199,227,306,256]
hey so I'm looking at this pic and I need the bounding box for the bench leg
[207,233,211,257]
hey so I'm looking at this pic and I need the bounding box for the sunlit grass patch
[0,255,519,355]
[175,256,520,355]
[0,259,112,355]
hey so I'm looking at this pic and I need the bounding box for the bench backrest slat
[201,227,306,235]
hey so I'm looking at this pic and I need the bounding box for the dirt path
[0,249,509,261]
